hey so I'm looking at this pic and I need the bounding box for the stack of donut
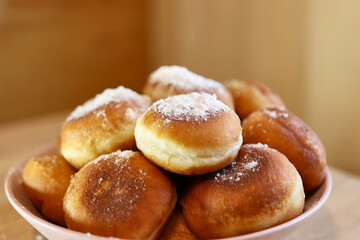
[22,65,327,239]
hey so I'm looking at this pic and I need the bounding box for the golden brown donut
[158,207,198,240]
[143,65,234,110]
[135,92,242,175]
[242,107,327,191]
[63,150,177,240]
[22,153,76,226]
[225,79,285,119]
[60,86,151,169]
[180,144,305,239]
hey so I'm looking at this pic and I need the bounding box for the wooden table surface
[0,111,360,240]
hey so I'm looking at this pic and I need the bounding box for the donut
[63,150,177,239]
[143,65,234,110]
[242,107,327,191]
[158,207,197,240]
[22,154,76,226]
[225,79,285,119]
[134,92,242,175]
[180,144,305,239]
[60,86,151,169]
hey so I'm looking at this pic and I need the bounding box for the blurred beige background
[1,0,359,175]
[0,0,147,122]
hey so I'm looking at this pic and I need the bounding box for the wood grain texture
[304,0,360,176]
[146,0,360,175]
[0,112,360,239]
[147,0,306,117]
[0,0,147,123]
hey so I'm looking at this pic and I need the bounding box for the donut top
[212,143,271,183]
[90,150,137,166]
[263,108,288,119]
[29,154,73,186]
[151,92,230,122]
[30,155,63,177]
[66,86,148,122]
[31,154,58,165]
[82,150,147,219]
[149,65,224,92]
[257,107,326,161]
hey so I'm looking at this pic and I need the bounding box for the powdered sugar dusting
[32,154,58,164]
[263,108,289,119]
[251,143,269,150]
[152,92,229,122]
[82,150,146,218]
[124,108,137,121]
[282,112,289,118]
[149,65,224,92]
[90,150,136,166]
[213,159,261,183]
[214,161,244,182]
[66,86,147,122]
[213,147,267,183]
[263,109,277,118]
[243,160,258,170]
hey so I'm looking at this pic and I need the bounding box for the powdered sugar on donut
[152,92,230,122]
[89,150,136,166]
[263,108,289,119]
[124,108,137,121]
[83,150,146,217]
[251,143,270,150]
[66,86,147,122]
[150,65,224,92]
[213,146,268,183]
[214,159,261,183]
[243,160,258,170]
